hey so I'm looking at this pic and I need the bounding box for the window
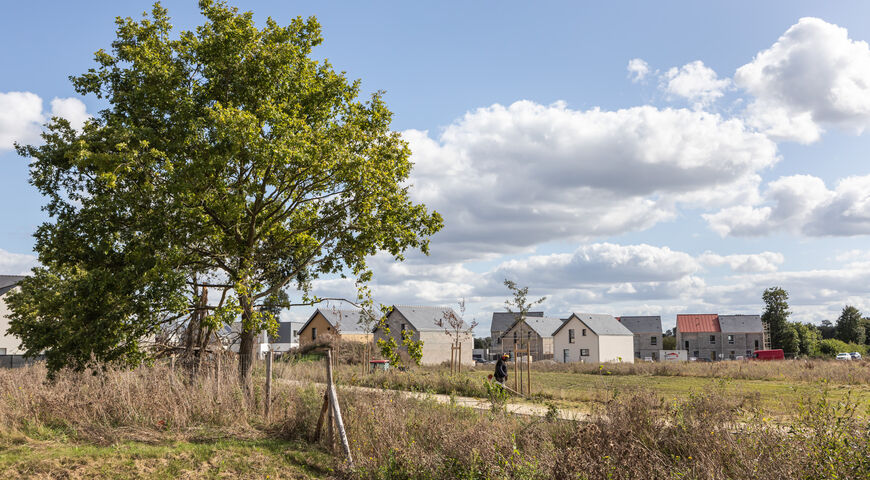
[635,351,641,358]
[527,331,532,339]
[312,327,317,340]
[569,329,575,343]
[580,349,590,357]
[754,340,759,349]
[730,351,735,359]
[693,350,699,357]
[293,330,298,336]
[709,335,716,344]
[582,329,587,336]
[513,332,517,343]
[497,337,502,345]
[0,348,5,355]
[650,336,657,346]
[563,349,570,363]
[400,323,405,332]
[727,335,734,344]
[685,340,689,350]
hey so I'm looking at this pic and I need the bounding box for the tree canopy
[836,305,865,345]
[10,1,442,381]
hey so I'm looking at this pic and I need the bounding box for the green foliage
[662,335,676,350]
[836,305,865,345]
[13,1,442,376]
[401,329,424,366]
[794,322,821,357]
[818,339,867,357]
[376,323,401,367]
[761,286,793,352]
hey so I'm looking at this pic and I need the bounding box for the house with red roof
[676,313,765,361]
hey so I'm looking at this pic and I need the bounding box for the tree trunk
[238,329,256,388]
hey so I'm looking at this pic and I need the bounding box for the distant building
[553,313,634,364]
[490,311,544,356]
[498,315,564,361]
[269,321,304,353]
[0,276,27,356]
[676,314,764,360]
[297,308,373,347]
[374,305,473,366]
[617,316,663,360]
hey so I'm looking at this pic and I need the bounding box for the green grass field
[0,434,333,479]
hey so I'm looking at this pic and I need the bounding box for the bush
[818,339,867,357]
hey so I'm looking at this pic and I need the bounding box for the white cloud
[0,92,89,151]
[0,92,43,151]
[663,60,731,107]
[406,101,778,261]
[704,174,870,237]
[0,249,37,275]
[627,58,650,82]
[698,251,784,273]
[736,17,870,143]
[50,97,89,132]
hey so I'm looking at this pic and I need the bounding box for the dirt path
[280,379,589,421]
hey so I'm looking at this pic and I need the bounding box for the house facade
[269,321,304,353]
[0,276,27,356]
[553,313,634,364]
[297,308,372,347]
[374,305,473,366]
[490,311,544,358]
[617,316,663,360]
[498,315,564,361]
[676,314,765,360]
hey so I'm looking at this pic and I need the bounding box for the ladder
[762,321,771,350]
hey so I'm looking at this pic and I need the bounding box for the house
[553,313,634,364]
[374,305,473,366]
[498,315,564,361]
[718,315,764,360]
[0,275,27,356]
[676,314,721,361]
[269,321,304,353]
[297,308,373,347]
[490,311,544,357]
[617,316,663,360]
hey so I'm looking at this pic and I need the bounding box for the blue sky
[4,1,870,333]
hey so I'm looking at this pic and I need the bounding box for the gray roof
[555,313,633,336]
[0,275,26,296]
[618,316,662,334]
[491,311,544,335]
[389,305,463,333]
[510,316,565,339]
[300,308,372,335]
[718,314,763,333]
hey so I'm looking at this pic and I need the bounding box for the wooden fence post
[265,350,273,419]
[526,345,531,395]
[326,349,354,467]
[513,341,519,393]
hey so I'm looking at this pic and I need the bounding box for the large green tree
[10,1,442,383]
[836,305,865,345]
[761,287,793,353]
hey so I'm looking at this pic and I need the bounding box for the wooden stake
[326,349,354,467]
[458,342,462,374]
[513,341,518,393]
[314,390,330,441]
[526,345,531,395]
[265,350,273,419]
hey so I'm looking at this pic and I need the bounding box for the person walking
[494,353,509,385]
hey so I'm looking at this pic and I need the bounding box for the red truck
[752,349,785,360]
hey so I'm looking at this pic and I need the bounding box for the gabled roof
[555,313,633,336]
[0,275,27,296]
[677,314,720,333]
[389,305,462,333]
[499,316,564,339]
[299,308,372,336]
[491,311,544,334]
[617,316,663,334]
[718,314,763,333]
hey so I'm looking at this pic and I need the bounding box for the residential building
[269,321,304,353]
[553,313,634,364]
[490,311,544,357]
[718,314,764,360]
[498,315,564,361]
[0,276,27,356]
[297,308,373,347]
[374,305,473,366]
[676,314,721,361]
[617,316,663,360]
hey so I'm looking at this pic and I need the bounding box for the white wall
[0,289,24,355]
[598,335,634,363]
[553,317,599,363]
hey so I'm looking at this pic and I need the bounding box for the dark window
[513,332,517,343]
[569,329,575,343]
[685,340,689,350]
[709,335,716,344]
[635,351,641,358]
[693,350,699,357]
[727,335,734,344]
[580,349,590,357]
[400,324,405,331]
[582,329,587,336]
[754,340,759,349]
[497,337,501,344]
[312,327,317,340]
[563,349,570,362]
[651,336,657,346]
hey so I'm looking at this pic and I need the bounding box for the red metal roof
[676,314,720,333]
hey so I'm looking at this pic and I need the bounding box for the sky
[3,1,870,335]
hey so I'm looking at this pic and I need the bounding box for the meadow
[1,358,869,479]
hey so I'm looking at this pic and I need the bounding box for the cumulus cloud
[0,249,37,275]
[698,251,784,272]
[406,101,778,261]
[663,61,731,107]
[627,58,650,82]
[704,174,870,237]
[736,17,870,143]
[0,92,89,151]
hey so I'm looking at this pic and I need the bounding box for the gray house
[498,315,564,361]
[718,315,765,359]
[617,316,662,360]
[0,275,27,356]
[491,311,543,356]
[375,305,473,366]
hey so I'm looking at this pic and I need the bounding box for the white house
[374,305,473,366]
[0,276,27,356]
[552,313,634,364]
